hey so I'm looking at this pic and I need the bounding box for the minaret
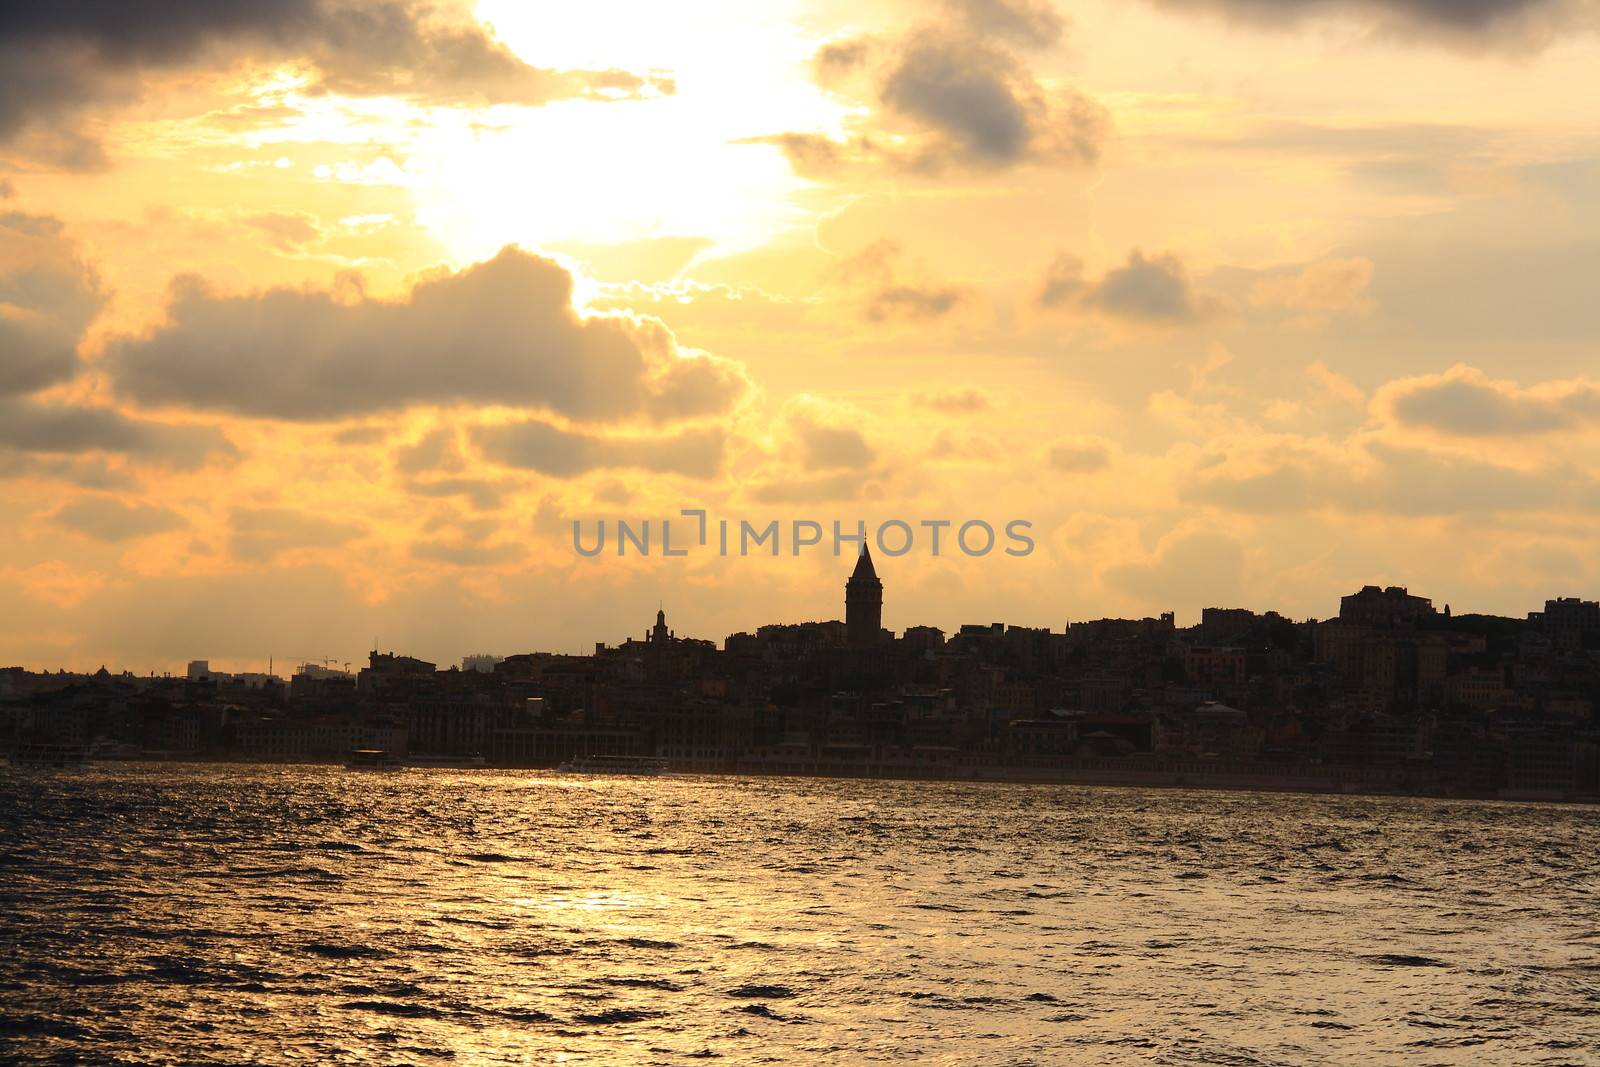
[846,544,883,646]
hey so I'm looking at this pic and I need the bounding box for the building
[1531,598,1600,655]
[1339,585,1436,629]
[647,607,673,645]
[186,660,225,683]
[1200,608,1257,642]
[846,545,883,646]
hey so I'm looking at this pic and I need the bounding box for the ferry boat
[7,743,92,769]
[343,748,404,770]
[407,753,488,769]
[556,754,670,776]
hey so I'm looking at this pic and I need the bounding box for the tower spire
[845,543,883,645]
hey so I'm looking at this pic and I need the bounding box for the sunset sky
[2,0,1598,673]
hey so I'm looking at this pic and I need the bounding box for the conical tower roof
[850,543,878,580]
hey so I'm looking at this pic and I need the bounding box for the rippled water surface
[3,765,1599,1065]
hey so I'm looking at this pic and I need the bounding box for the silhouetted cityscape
[5,548,1598,801]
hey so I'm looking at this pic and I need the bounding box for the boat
[406,753,488,768]
[7,743,92,769]
[343,748,404,770]
[556,754,670,775]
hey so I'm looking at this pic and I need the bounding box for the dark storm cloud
[474,419,726,479]
[0,397,233,469]
[107,245,748,423]
[51,496,185,542]
[1038,250,1206,322]
[1148,0,1590,43]
[0,210,107,395]
[0,1,670,167]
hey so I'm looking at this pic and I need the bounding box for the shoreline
[30,755,1600,806]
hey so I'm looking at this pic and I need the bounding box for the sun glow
[408,97,811,264]
[404,1,846,264]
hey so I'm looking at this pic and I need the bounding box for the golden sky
[2,0,1598,672]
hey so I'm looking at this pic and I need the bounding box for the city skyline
[3,1,1599,678]
[8,542,1593,681]
[8,546,1595,802]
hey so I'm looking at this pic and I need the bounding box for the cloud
[928,427,1006,464]
[1088,251,1204,321]
[945,0,1069,48]
[910,387,991,414]
[1147,0,1592,46]
[739,398,883,502]
[1037,253,1088,308]
[1249,256,1375,314]
[759,3,1106,178]
[646,350,752,421]
[231,506,363,562]
[0,1,671,167]
[406,476,504,510]
[393,428,505,507]
[1048,437,1113,472]
[0,210,107,395]
[1182,436,1588,516]
[244,212,321,252]
[1308,360,1366,406]
[739,133,854,181]
[781,398,877,471]
[0,450,131,489]
[1380,365,1600,436]
[0,397,233,468]
[1039,249,1208,322]
[745,469,882,504]
[410,538,524,567]
[868,284,966,321]
[395,426,465,475]
[880,34,1039,165]
[51,497,185,541]
[108,245,749,422]
[835,239,968,322]
[474,419,726,479]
